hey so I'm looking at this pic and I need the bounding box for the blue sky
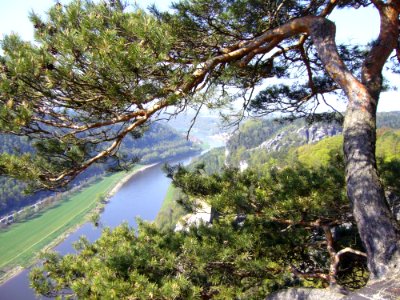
[0,1,398,111]
[0,1,380,46]
[0,0,170,40]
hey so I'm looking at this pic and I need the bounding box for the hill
[44,120,400,298]
[223,111,400,170]
[156,112,400,229]
[0,123,201,216]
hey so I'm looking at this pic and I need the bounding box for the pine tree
[1,0,399,283]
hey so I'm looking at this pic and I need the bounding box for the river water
[0,156,194,300]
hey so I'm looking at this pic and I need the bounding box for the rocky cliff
[254,122,342,153]
[226,119,343,167]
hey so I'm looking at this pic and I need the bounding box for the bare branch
[291,265,330,281]
[319,0,339,17]
[186,102,203,140]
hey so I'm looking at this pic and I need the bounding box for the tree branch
[291,265,330,281]
[5,13,370,188]
[319,0,339,17]
[44,97,172,186]
[361,2,399,99]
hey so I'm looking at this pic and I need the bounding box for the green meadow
[155,184,186,229]
[0,167,140,281]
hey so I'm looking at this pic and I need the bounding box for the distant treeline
[225,111,400,167]
[0,123,201,216]
[156,112,400,231]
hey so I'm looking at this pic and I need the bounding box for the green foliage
[0,0,181,187]
[32,212,297,299]
[227,118,288,155]
[0,0,398,296]
[0,170,130,275]
[0,123,199,216]
[0,0,397,190]
[377,111,400,129]
[156,147,226,230]
[31,222,196,299]
[173,160,348,225]
[296,129,400,168]
[295,136,343,168]
[33,149,400,297]
[222,113,400,170]
[159,123,400,235]
[150,124,400,297]
[0,144,54,215]
[119,123,201,165]
[376,129,400,162]
[225,117,342,167]
[190,147,226,175]
[155,185,187,230]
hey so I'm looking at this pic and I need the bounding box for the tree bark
[343,3,400,279]
[343,93,400,279]
[306,7,400,278]
[192,10,400,278]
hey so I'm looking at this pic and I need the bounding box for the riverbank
[105,163,158,200]
[0,164,154,285]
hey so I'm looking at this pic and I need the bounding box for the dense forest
[0,123,201,216]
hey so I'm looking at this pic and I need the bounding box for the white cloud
[378,91,400,112]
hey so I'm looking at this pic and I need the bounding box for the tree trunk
[342,3,400,279]
[306,5,400,279]
[188,3,400,279]
[343,92,400,279]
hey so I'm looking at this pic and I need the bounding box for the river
[0,156,194,300]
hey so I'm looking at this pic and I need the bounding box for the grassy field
[155,184,186,229]
[0,168,141,279]
[159,184,177,211]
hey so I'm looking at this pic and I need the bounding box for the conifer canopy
[1,0,400,290]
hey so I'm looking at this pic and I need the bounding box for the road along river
[0,156,194,300]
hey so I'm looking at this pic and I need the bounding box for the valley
[1,111,400,298]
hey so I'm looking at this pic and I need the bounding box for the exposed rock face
[256,131,287,152]
[267,274,400,300]
[256,123,342,153]
[224,148,230,166]
[387,191,400,221]
[298,123,342,144]
[344,276,400,300]
[239,160,248,172]
[267,287,346,300]
[175,201,212,232]
[225,121,343,170]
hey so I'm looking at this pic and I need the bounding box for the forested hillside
[224,111,400,169]
[0,123,200,216]
[157,113,400,230]
[120,123,202,163]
